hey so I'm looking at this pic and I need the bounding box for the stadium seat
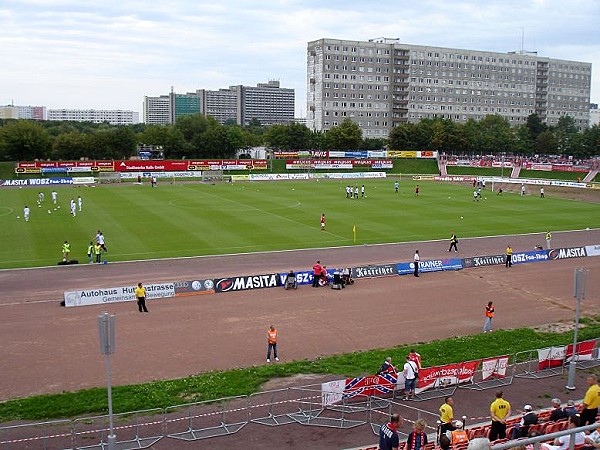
[537,410,552,422]
[467,426,487,440]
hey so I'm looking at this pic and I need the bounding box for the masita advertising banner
[548,247,588,260]
[396,258,462,275]
[214,273,281,293]
[64,282,175,307]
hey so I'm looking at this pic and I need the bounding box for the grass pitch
[0,179,598,269]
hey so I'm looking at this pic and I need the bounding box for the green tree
[0,120,51,160]
[51,132,90,160]
[324,118,362,150]
[535,130,558,155]
[554,116,578,154]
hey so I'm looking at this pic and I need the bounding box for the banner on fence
[481,355,510,380]
[416,360,480,393]
[351,264,397,279]
[64,282,175,307]
[396,259,463,275]
[585,245,600,257]
[462,255,506,268]
[174,279,215,296]
[214,273,281,293]
[511,250,549,265]
[548,247,588,260]
[344,372,398,399]
[537,346,567,370]
[566,339,597,362]
[321,379,347,406]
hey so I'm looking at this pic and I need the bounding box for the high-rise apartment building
[169,92,201,124]
[145,81,294,126]
[307,38,592,137]
[143,95,171,125]
[48,109,139,125]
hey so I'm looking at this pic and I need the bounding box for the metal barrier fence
[460,356,514,391]
[2,342,599,449]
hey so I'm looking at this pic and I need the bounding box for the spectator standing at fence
[413,250,420,277]
[489,390,511,441]
[135,282,149,313]
[403,356,418,400]
[312,260,323,287]
[581,374,600,426]
[378,357,396,375]
[545,231,552,249]
[448,232,459,252]
[407,419,428,450]
[266,325,279,363]
[379,413,403,450]
[409,349,422,372]
[439,397,457,436]
[549,398,568,421]
[483,301,494,333]
[505,246,513,268]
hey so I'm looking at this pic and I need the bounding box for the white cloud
[0,0,598,116]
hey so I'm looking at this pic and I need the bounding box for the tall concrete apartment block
[307,38,592,137]
[199,80,295,126]
[143,95,170,125]
[145,81,294,126]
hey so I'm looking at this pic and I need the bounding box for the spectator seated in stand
[510,405,538,439]
[541,415,585,450]
[564,400,578,418]
[548,398,568,422]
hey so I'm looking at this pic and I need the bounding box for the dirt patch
[531,322,586,333]
[260,373,333,391]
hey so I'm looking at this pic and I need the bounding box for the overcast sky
[1,0,599,117]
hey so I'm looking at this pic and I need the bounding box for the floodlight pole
[98,312,117,449]
[566,268,589,390]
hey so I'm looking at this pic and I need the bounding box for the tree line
[0,113,598,162]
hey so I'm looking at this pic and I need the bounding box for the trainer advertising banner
[64,282,175,307]
[351,264,397,279]
[396,259,463,275]
[537,345,567,370]
[174,279,215,296]
[511,250,549,265]
[214,273,281,293]
[462,254,505,269]
[481,355,510,380]
[548,247,587,260]
[585,245,600,257]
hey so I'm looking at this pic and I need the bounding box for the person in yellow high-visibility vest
[94,242,102,264]
[545,231,552,249]
[62,241,71,262]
